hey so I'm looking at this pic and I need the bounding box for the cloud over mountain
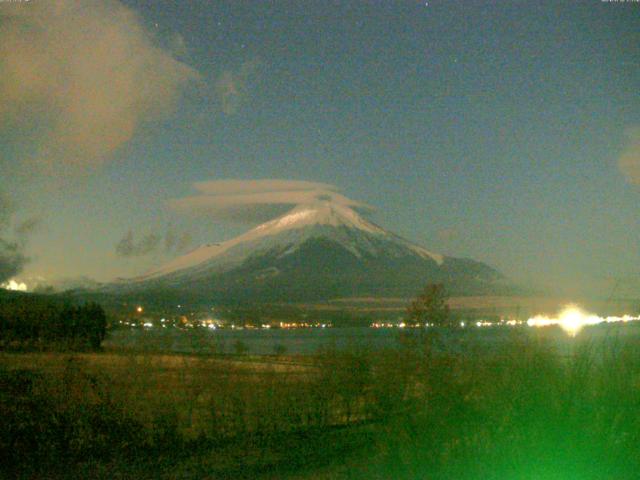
[168,179,373,224]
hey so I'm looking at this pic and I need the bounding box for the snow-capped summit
[252,201,386,235]
[118,200,504,302]
[139,201,442,280]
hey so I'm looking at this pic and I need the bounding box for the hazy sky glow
[0,0,638,296]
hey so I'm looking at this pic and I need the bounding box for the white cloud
[168,179,373,223]
[193,180,337,195]
[0,0,198,171]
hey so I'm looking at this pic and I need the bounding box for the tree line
[0,293,107,350]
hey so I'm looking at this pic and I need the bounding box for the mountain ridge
[111,201,508,302]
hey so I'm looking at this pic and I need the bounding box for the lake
[104,322,640,355]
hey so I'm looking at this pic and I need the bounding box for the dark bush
[0,295,107,351]
[0,364,147,477]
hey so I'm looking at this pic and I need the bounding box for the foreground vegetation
[0,291,106,351]
[2,327,640,479]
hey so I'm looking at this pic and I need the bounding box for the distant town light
[136,306,143,313]
[527,304,640,337]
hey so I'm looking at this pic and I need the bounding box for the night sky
[0,0,638,296]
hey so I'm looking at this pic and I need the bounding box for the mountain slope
[114,201,506,302]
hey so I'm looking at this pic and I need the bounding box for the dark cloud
[0,193,31,283]
[115,230,161,257]
[116,226,193,258]
[169,179,374,224]
[0,239,27,284]
[15,217,42,242]
[164,227,192,254]
[0,193,12,230]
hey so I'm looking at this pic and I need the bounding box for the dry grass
[2,332,640,479]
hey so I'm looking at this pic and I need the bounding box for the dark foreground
[2,326,640,479]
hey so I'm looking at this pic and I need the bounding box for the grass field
[2,327,640,479]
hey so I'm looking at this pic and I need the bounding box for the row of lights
[370,319,523,329]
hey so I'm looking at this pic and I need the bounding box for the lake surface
[104,322,640,356]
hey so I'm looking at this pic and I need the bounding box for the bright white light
[475,320,492,328]
[527,304,640,337]
[1,279,28,291]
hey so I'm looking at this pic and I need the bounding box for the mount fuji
[112,201,506,302]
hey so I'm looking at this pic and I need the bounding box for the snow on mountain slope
[137,201,443,281]
[106,199,509,302]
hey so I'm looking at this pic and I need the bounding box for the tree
[85,303,107,350]
[406,283,450,327]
